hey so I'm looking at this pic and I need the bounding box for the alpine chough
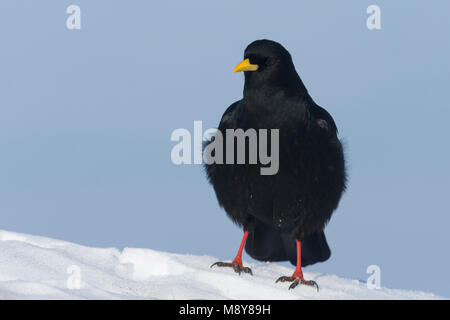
[205,40,346,290]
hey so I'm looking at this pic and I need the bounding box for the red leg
[275,240,319,291]
[211,231,252,275]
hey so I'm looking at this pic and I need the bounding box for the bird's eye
[245,55,276,68]
[258,56,276,67]
[265,57,276,66]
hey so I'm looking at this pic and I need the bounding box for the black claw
[210,261,222,268]
[233,265,241,274]
[275,276,289,283]
[276,276,319,291]
[289,281,298,290]
[309,281,319,292]
[210,261,253,276]
[298,280,319,292]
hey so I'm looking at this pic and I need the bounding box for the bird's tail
[244,219,331,267]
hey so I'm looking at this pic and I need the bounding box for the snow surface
[0,229,443,300]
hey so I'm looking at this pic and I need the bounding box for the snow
[0,229,442,300]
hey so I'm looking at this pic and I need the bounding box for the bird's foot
[210,258,252,275]
[276,270,319,291]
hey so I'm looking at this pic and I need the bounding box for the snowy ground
[0,229,443,300]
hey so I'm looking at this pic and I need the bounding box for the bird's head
[234,39,307,97]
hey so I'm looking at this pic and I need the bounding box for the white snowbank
[0,229,442,299]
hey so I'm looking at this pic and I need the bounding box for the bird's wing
[218,100,242,130]
[203,100,241,152]
[311,104,338,135]
[203,100,243,212]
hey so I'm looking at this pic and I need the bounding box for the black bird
[205,40,346,290]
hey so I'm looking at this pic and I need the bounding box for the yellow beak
[233,58,259,73]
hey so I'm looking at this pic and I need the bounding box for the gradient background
[1,1,449,297]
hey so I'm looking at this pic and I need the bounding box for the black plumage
[205,40,346,289]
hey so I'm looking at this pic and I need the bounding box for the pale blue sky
[1,1,449,297]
